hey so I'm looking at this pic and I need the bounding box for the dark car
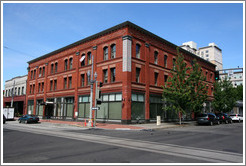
[18,114,39,124]
[197,113,220,126]
[215,113,232,124]
[3,115,6,124]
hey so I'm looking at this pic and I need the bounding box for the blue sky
[2,2,244,85]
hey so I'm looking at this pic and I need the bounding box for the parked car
[215,113,233,124]
[3,114,6,124]
[18,114,39,124]
[230,114,243,122]
[197,113,220,126]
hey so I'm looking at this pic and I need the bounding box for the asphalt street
[3,121,244,163]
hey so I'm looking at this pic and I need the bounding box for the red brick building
[26,21,216,123]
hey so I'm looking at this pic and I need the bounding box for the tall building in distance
[180,41,223,71]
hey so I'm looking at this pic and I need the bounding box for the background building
[25,21,216,123]
[219,67,243,87]
[180,41,223,71]
[3,75,27,116]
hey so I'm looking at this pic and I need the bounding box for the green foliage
[235,84,243,101]
[188,59,208,113]
[212,77,237,113]
[162,48,191,116]
[162,47,209,124]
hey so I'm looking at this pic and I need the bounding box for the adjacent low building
[25,21,216,123]
[3,75,27,116]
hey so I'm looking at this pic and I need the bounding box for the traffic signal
[215,71,220,80]
[96,99,102,105]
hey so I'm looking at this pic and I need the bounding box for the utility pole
[87,55,98,127]
[11,80,15,107]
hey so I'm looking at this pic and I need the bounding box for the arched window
[103,46,108,60]
[64,59,68,71]
[111,44,116,59]
[154,51,158,64]
[136,44,140,58]
[81,54,85,67]
[88,52,92,65]
[51,64,54,74]
[69,58,73,69]
[164,55,168,68]
[55,63,58,73]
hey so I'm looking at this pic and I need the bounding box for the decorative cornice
[122,35,132,41]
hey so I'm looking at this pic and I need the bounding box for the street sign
[92,107,100,110]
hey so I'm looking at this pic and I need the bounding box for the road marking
[3,124,243,163]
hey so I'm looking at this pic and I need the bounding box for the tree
[188,59,208,114]
[212,77,237,113]
[235,84,243,101]
[162,47,191,125]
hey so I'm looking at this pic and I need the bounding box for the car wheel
[210,121,213,126]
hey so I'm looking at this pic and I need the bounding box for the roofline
[5,75,28,83]
[27,21,216,68]
[217,68,243,71]
[199,45,222,52]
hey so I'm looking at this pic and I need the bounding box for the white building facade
[4,75,27,97]
[219,68,243,87]
[180,41,223,71]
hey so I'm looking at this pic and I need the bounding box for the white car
[230,114,243,122]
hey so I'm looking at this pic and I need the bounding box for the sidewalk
[39,119,197,130]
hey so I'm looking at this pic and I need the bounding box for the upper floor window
[33,70,36,79]
[88,52,92,65]
[31,71,33,79]
[154,72,158,86]
[87,73,91,85]
[41,83,44,92]
[164,75,168,83]
[173,58,176,70]
[81,54,85,67]
[42,67,45,76]
[154,51,158,64]
[164,55,168,68]
[51,64,54,74]
[136,44,140,58]
[103,47,108,60]
[103,69,108,83]
[50,80,53,91]
[136,68,141,83]
[38,83,41,92]
[39,68,42,77]
[22,87,24,95]
[69,58,73,70]
[111,44,116,59]
[68,77,72,89]
[64,59,68,71]
[81,74,85,87]
[110,68,116,83]
[18,87,20,95]
[54,80,57,90]
[55,63,58,73]
[64,77,67,89]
